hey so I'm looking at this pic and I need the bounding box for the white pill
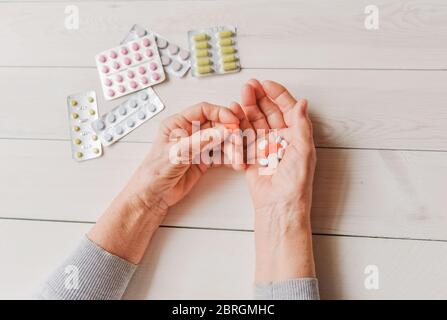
[107,114,116,123]
[168,44,179,55]
[129,100,138,108]
[179,49,190,61]
[127,119,135,128]
[278,148,285,159]
[115,126,124,135]
[104,133,113,142]
[258,158,269,166]
[156,37,168,49]
[275,135,282,144]
[135,28,147,37]
[148,104,157,112]
[161,55,171,66]
[95,120,105,131]
[172,61,182,71]
[139,91,149,100]
[137,111,146,120]
[119,106,127,116]
[280,140,288,148]
[258,139,267,150]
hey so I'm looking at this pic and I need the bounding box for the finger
[223,134,246,171]
[241,84,270,131]
[262,80,309,129]
[261,80,299,125]
[286,99,311,128]
[247,79,286,129]
[181,101,240,125]
[229,101,253,132]
[175,127,228,163]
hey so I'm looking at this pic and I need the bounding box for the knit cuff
[255,278,320,300]
[38,236,137,300]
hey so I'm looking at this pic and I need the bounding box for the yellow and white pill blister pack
[66,91,103,161]
[188,26,241,77]
[121,25,191,78]
[92,88,164,146]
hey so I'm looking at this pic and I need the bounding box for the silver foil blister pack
[92,88,164,146]
[122,24,191,78]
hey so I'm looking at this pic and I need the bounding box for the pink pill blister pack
[95,33,166,100]
[121,25,191,78]
[66,91,103,161]
[92,88,164,146]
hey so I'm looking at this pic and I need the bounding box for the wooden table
[1,0,447,299]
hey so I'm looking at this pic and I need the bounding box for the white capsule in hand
[258,157,269,166]
[258,139,267,150]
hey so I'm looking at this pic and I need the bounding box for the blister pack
[66,91,102,161]
[121,25,191,78]
[95,34,166,100]
[92,88,164,146]
[188,26,241,77]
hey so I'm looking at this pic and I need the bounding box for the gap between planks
[2,216,447,244]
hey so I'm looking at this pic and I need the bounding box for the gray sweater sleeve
[255,278,320,300]
[37,236,137,300]
[38,236,319,300]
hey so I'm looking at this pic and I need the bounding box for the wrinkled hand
[230,79,316,219]
[230,79,317,281]
[127,102,240,212]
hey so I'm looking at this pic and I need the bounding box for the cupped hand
[230,79,316,220]
[229,79,317,281]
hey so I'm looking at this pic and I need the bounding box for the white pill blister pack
[92,88,164,146]
[95,33,166,100]
[121,25,191,78]
[188,26,241,77]
[66,91,103,161]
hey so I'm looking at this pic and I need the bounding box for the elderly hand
[230,79,317,282]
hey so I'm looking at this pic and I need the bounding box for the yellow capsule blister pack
[188,26,241,77]
[66,91,103,162]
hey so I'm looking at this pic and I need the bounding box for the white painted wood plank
[2,219,447,299]
[2,139,447,240]
[2,67,447,151]
[1,1,447,68]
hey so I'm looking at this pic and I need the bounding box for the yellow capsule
[223,62,238,72]
[89,109,96,116]
[193,33,209,42]
[91,135,98,141]
[220,46,236,54]
[75,151,83,158]
[222,54,238,63]
[70,100,78,107]
[195,41,210,49]
[87,97,94,103]
[71,112,79,119]
[219,38,233,46]
[195,49,209,58]
[93,148,100,154]
[196,57,212,66]
[218,30,233,38]
[73,125,80,132]
[74,138,82,145]
[197,66,214,75]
